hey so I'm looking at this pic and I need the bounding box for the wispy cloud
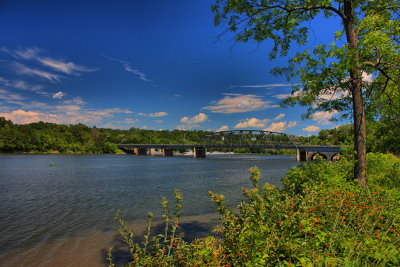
[232,83,292,89]
[0,89,25,101]
[63,97,86,105]
[274,113,285,121]
[102,55,153,83]
[203,94,278,114]
[14,62,61,81]
[235,118,270,129]
[14,47,97,75]
[0,77,49,96]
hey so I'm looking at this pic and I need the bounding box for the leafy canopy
[212,0,400,120]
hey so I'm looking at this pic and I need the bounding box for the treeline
[0,117,210,153]
[1,117,398,154]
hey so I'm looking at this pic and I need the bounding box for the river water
[0,154,298,266]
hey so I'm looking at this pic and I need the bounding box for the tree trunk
[352,79,367,188]
[343,0,367,187]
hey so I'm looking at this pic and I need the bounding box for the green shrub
[109,153,400,266]
[367,153,400,189]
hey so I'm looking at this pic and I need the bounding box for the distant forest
[0,117,398,154]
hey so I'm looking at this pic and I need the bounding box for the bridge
[118,130,341,162]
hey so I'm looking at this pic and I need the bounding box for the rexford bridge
[118,130,341,162]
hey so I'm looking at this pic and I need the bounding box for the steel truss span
[197,130,303,149]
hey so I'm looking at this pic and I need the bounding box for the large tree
[212,0,400,187]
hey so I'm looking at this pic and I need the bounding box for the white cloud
[180,116,189,123]
[0,87,135,127]
[303,125,320,132]
[180,113,208,124]
[138,111,168,117]
[203,94,277,114]
[177,113,208,129]
[264,122,287,132]
[52,91,66,99]
[312,110,338,125]
[235,118,270,128]
[216,125,229,132]
[274,113,285,120]
[288,121,297,128]
[0,109,58,124]
[362,71,373,83]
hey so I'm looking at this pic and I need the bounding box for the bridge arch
[331,152,340,162]
[309,152,328,161]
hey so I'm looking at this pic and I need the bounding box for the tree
[212,0,400,187]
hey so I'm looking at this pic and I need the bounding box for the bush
[109,154,400,266]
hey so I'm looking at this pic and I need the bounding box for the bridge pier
[163,148,174,157]
[194,147,206,158]
[297,149,308,162]
[133,148,148,156]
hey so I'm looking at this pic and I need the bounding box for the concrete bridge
[118,130,341,162]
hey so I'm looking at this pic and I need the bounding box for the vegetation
[108,153,400,266]
[299,121,400,155]
[2,116,400,156]
[0,117,209,154]
[212,0,400,187]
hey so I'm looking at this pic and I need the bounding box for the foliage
[0,117,210,154]
[212,0,400,120]
[109,190,224,266]
[210,165,400,266]
[110,154,400,266]
[299,121,400,155]
[212,0,400,186]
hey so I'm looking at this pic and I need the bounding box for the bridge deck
[118,144,341,153]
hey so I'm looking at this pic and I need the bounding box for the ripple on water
[0,154,298,266]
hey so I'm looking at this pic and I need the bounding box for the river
[0,153,298,266]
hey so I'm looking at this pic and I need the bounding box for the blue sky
[0,0,346,135]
